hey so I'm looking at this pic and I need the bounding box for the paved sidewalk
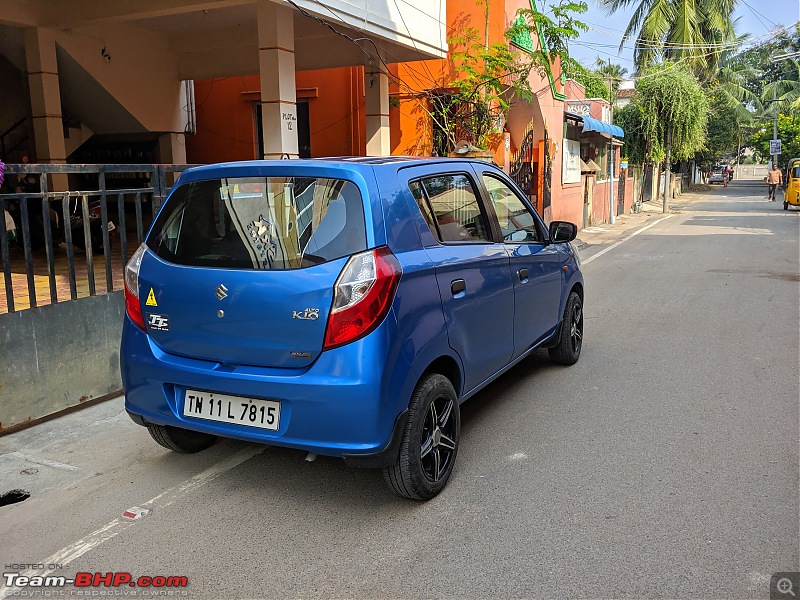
[573,196,676,255]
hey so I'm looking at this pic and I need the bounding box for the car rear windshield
[147,177,366,270]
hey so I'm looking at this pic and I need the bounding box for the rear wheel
[548,291,583,365]
[784,201,789,210]
[383,374,460,500]
[147,424,217,453]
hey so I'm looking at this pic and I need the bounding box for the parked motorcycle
[6,195,114,253]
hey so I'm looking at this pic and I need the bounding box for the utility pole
[608,59,615,224]
[767,50,800,167]
[663,126,672,213]
[771,83,778,169]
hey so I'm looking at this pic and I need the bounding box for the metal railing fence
[1,163,193,314]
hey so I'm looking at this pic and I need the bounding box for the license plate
[183,390,280,431]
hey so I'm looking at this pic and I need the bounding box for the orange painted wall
[185,76,260,163]
[184,1,583,228]
[390,0,513,156]
[296,67,365,157]
[186,67,365,163]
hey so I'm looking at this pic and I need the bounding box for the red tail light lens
[124,244,147,331]
[323,247,401,350]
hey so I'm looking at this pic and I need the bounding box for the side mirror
[549,221,578,243]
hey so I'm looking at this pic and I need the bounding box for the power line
[740,0,773,33]
[581,20,798,50]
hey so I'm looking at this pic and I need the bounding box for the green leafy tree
[568,66,610,100]
[614,102,647,165]
[595,59,629,96]
[429,1,588,151]
[762,59,800,116]
[598,0,738,79]
[697,95,742,164]
[634,63,709,210]
[734,24,800,103]
[748,114,800,165]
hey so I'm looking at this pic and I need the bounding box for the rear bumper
[121,316,408,461]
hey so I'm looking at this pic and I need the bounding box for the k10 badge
[147,313,169,332]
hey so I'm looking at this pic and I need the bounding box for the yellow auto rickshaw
[785,157,800,210]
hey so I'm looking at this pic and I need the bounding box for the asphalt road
[1,177,798,599]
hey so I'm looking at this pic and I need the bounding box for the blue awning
[566,111,624,138]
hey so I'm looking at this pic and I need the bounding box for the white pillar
[158,133,186,186]
[257,0,298,159]
[365,68,390,156]
[25,27,68,190]
[158,133,186,165]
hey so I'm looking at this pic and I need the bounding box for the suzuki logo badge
[215,284,228,301]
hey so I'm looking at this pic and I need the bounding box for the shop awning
[566,111,624,138]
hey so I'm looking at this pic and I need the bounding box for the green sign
[510,16,533,53]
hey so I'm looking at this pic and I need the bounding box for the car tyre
[147,424,217,453]
[548,291,583,365]
[383,374,460,500]
[784,201,789,210]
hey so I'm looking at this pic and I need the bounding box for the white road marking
[582,215,675,265]
[9,452,81,471]
[0,445,263,595]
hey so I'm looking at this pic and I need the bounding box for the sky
[546,0,800,75]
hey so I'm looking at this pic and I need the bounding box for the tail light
[323,246,402,350]
[124,243,147,331]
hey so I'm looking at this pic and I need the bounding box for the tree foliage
[595,59,629,96]
[748,114,800,165]
[733,24,800,106]
[696,93,742,166]
[429,1,588,151]
[568,66,611,100]
[631,63,709,162]
[598,0,738,80]
[614,102,647,164]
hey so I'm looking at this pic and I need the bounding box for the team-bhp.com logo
[3,571,188,591]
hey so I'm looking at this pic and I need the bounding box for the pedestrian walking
[766,163,783,200]
[723,166,729,188]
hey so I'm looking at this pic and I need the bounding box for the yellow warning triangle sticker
[145,288,158,307]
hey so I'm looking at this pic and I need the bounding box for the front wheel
[548,291,583,365]
[784,201,789,210]
[383,374,460,500]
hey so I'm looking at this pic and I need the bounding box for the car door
[401,166,514,393]
[476,169,565,360]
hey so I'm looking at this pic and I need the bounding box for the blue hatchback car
[121,157,584,499]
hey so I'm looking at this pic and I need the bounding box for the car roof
[179,157,504,180]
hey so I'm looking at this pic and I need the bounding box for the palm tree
[594,58,629,97]
[599,0,739,79]
[762,59,800,115]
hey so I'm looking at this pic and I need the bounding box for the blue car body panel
[121,157,584,462]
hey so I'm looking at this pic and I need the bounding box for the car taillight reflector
[124,243,147,331]
[323,247,401,350]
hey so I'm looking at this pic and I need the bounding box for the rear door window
[147,177,366,269]
[409,174,491,243]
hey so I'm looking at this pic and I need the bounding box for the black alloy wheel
[548,291,583,365]
[383,374,460,500]
[419,394,458,483]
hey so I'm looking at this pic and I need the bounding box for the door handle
[451,279,466,295]
[517,268,529,282]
